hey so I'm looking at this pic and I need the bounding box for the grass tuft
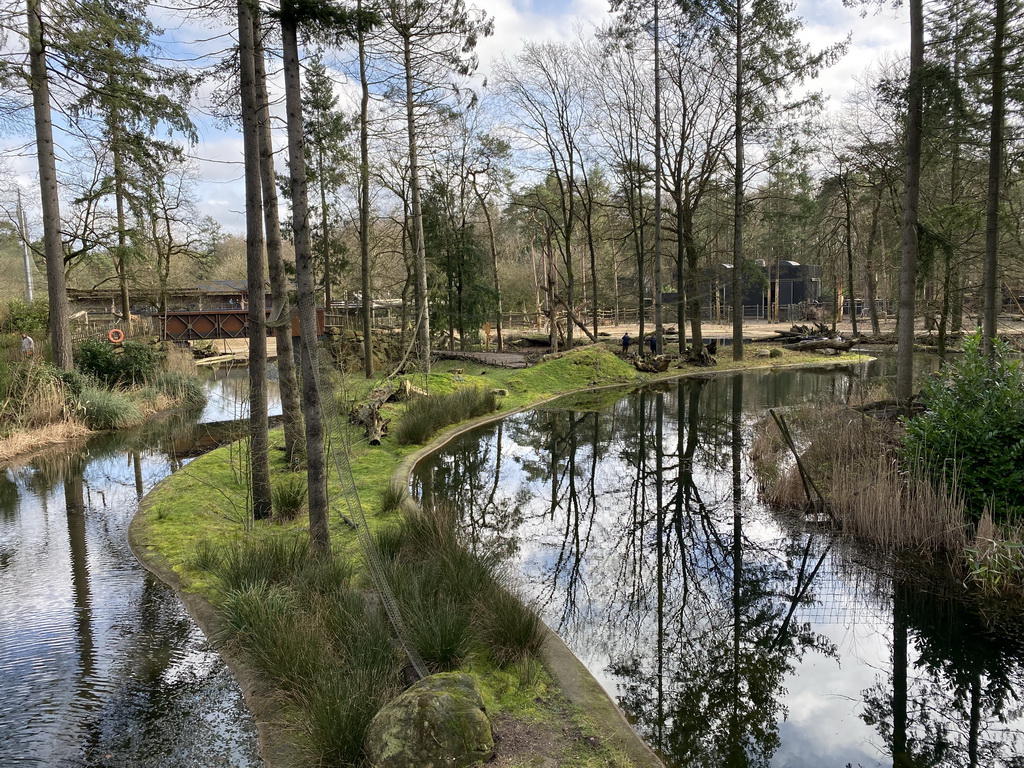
[271,472,307,521]
[78,386,145,430]
[393,386,498,446]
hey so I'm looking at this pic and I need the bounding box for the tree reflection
[412,369,1024,767]
[861,578,1024,767]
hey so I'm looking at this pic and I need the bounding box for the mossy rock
[364,672,493,768]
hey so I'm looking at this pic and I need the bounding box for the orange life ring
[107,328,124,343]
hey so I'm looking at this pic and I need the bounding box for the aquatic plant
[148,371,207,410]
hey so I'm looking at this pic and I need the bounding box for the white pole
[17,189,33,302]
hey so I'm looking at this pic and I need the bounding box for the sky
[6,0,911,237]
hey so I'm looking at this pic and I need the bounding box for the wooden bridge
[153,309,325,342]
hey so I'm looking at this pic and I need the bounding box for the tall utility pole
[17,189,33,302]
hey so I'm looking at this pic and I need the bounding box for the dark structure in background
[710,260,821,320]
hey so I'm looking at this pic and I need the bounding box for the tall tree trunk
[864,191,882,336]
[652,0,663,354]
[27,0,71,370]
[254,15,303,465]
[843,172,858,337]
[732,0,745,361]
[683,204,703,350]
[896,0,924,402]
[983,0,1006,360]
[401,33,430,370]
[111,138,131,332]
[675,194,685,339]
[282,15,330,555]
[358,0,374,376]
[319,143,332,309]
[237,0,271,520]
[476,191,504,351]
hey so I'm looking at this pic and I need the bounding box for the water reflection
[413,362,1024,768]
[0,389,264,766]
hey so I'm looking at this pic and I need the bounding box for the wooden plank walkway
[434,350,529,369]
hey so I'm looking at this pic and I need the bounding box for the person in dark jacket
[648,334,657,355]
[621,333,631,353]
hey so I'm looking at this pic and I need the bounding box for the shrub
[214,532,312,593]
[0,298,48,335]
[903,331,1024,523]
[76,338,161,385]
[77,386,144,430]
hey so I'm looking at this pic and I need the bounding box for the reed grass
[148,371,207,410]
[78,386,145,430]
[378,480,408,515]
[393,387,498,446]
[754,405,968,553]
[193,534,403,767]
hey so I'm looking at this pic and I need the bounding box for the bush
[903,331,1024,522]
[1,298,48,335]
[76,338,161,385]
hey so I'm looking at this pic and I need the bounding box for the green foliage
[903,332,1024,522]
[965,539,1024,594]
[76,338,161,385]
[393,387,499,446]
[271,473,307,521]
[476,587,545,668]
[77,386,144,430]
[212,532,312,593]
[0,298,48,335]
[0,361,72,430]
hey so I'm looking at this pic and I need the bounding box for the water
[412,357,1024,768]
[0,369,275,767]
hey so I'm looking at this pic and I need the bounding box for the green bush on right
[902,331,1024,523]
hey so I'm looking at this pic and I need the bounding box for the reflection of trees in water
[861,579,1024,768]
[414,368,1024,767]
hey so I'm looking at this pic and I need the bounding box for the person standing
[20,332,35,359]
[648,334,657,355]
[621,332,631,354]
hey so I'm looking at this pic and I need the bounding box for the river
[412,356,1024,768]
[0,368,277,767]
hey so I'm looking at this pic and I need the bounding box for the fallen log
[634,355,670,373]
[781,337,859,353]
[349,383,399,445]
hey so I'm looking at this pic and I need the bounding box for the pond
[412,357,1024,768]
[0,369,273,767]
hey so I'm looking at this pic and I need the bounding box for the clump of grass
[393,387,499,446]
[162,343,198,376]
[378,480,408,514]
[205,536,402,767]
[477,586,546,667]
[0,361,72,430]
[376,504,546,672]
[965,514,1024,596]
[214,531,312,592]
[148,371,207,410]
[271,473,307,521]
[752,405,968,553]
[78,386,144,430]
